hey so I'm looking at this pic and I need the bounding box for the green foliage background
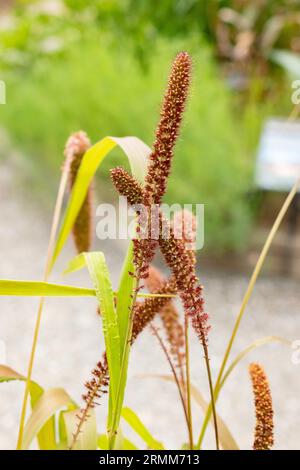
[0,0,293,251]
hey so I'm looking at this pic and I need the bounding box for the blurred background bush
[0,0,299,252]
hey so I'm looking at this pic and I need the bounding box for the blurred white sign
[256,119,300,191]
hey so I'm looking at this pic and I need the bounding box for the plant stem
[184,317,194,449]
[196,179,300,450]
[16,167,69,450]
[151,323,192,448]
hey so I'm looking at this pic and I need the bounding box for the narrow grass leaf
[63,253,86,275]
[220,336,289,389]
[84,252,120,411]
[188,383,239,450]
[0,278,175,299]
[121,407,164,450]
[0,365,56,450]
[22,387,74,450]
[115,243,135,349]
[142,374,238,450]
[50,136,150,269]
[98,434,109,449]
[0,280,94,297]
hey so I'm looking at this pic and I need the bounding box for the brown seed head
[144,52,192,206]
[249,363,274,450]
[64,131,93,253]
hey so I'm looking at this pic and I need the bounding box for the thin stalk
[184,317,194,449]
[202,337,219,450]
[69,362,108,450]
[150,324,191,446]
[16,166,70,450]
[196,179,300,449]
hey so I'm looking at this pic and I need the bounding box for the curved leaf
[142,374,239,450]
[121,407,164,450]
[50,136,150,269]
[0,365,55,450]
[0,280,94,297]
[22,387,74,450]
[84,252,120,412]
[220,336,289,389]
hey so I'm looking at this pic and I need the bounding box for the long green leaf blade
[50,136,150,269]
[121,407,164,450]
[0,365,56,450]
[22,388,73,450]
[84,252,120,412]
[0,280,94,297]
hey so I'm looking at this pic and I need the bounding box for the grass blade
[116,242,135,349]
[0,278,174,299]
[121,407,164,450]
[219,336,289,389]
[0,280,94,297]
[0,365,56,450]
[21,388,74,450]
[144,374,238,450]
[188,384,239,450]
[84,252,120,414]
[50,136,150,269]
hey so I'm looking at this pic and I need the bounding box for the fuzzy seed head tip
[249,363,274,450]
[64,130,90,160]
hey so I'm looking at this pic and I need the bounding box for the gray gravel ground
[0,159,300,450]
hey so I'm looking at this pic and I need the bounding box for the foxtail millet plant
[110,53,219,448]
[1,49,297,452]
[132,52,192,280]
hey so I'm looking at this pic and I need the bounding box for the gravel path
[0,158,299,450]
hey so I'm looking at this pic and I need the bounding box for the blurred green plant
[0,30,255,250]
[0,0,294,251]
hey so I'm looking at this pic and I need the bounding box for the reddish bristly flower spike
[249,363,274,450]
[64,131,93,253]
[111,53,191,279]
[70,354,109,449]
[110,169,208,343]
[159,215,210,345]
[144,52,192,206]
[110,166,157,278]
[146,266,185,373]
[132,276,178,342]
[110,167,143,205]
[172,209,197,264]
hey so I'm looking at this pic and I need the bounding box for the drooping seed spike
[110,167,143,205]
